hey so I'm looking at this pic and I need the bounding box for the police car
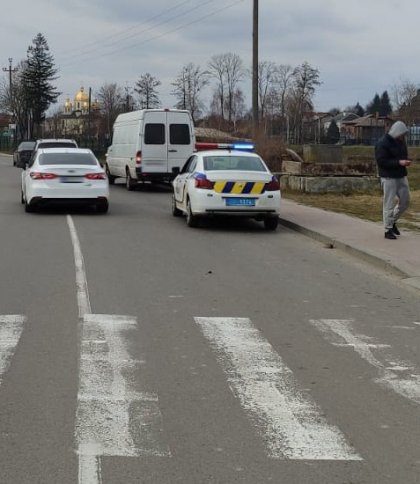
[172,143,281,230]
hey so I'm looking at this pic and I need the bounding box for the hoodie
[388,120,409,139]
[375,121,409,178]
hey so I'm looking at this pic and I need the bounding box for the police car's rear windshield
[203,155,266,172]
[39,153,98,166]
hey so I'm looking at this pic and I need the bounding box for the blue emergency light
[195,142,255,152]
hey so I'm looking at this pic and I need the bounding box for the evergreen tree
[22,33,60,137]
[326,119,340,144]
[379,90,392,116]
[366,93,381,115]
[134,73,161,109]
[354,102,365,117]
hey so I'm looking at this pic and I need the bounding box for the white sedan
[172,146,281,230]
[21,148,109,213]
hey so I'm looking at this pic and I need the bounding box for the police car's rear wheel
[264,216,278,231]
[186,198,198,227]
[172,194,182,217]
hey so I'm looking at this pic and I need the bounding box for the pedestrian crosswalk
[195,316,361,461]
[3,313,420,481]
[0,315,26,385]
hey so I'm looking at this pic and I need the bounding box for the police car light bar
[195,142,255,152]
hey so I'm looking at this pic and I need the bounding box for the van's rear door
[142,111,168,174]
[167,111,194,175]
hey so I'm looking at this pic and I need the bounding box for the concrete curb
[278,217,410,280]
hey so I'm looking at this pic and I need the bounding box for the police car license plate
[225,197,255,207]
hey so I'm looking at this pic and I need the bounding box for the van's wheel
[126,169,136,191]
[172,194,182,217]
[264,216,279,231]
[186,198,198,227]
[105,164,116,185]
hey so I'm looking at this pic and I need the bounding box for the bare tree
[134,73,161,109]
[257,60,277,122]
[96,82,124,138]
[0,61,34,140]
[274,64,295,120]
[391,78,418,111]
[208,53,245,125]
[288,62,321,143]
[224,53,245,124]
[208,54,226,120]
[171,63,209,123]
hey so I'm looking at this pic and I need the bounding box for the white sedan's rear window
[204,155,266,172]
[39,153,98,165]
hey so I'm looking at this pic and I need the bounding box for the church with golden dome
[63,86,100,116]
[44,85,102,138]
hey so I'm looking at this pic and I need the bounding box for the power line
[59,0,244,70]
[58,0,194,57]
[59,0,215,66]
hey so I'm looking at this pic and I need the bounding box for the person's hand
[399,159,412,167]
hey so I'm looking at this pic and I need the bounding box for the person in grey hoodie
[375,120,411,239]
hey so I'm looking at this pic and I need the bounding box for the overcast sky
[1,0,419,114]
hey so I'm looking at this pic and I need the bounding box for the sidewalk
[278,198,420,291]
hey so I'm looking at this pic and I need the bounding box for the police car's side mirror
[172,167,180,175]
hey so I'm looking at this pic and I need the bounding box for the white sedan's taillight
[30,172,58,180]
[85,172,106,180]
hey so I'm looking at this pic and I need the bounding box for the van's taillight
[135,151,142,164]
[265,176,280,191]
[85,172,106,180]
[30,172,58,180]
[194,173,214,189]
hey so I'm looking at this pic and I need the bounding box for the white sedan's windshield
[203,155,266,171]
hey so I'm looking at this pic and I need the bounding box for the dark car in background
[13,141,35,166]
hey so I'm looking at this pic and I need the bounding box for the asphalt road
[1,153,420,484]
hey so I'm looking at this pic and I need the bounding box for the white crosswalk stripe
[195,316,361,460]
[310,319,420,405]
[76,314,171,483]
[0,315,26,384]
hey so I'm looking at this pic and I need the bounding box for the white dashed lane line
[67,216,170,484]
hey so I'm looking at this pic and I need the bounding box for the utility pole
[88,87,92,148]
[3,58,18,104]
[252,0,259,135]
[3,58,18,144]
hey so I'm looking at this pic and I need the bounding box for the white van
[105,109,195,189]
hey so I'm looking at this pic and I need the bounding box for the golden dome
[75,86,89,103]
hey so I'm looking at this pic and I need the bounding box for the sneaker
[392,223,400,236]
[385,229,397,240]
